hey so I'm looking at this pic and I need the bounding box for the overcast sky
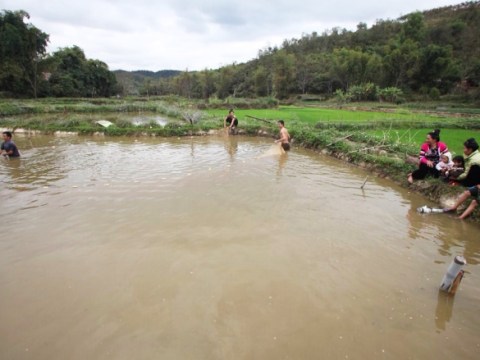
[0,0,468,71]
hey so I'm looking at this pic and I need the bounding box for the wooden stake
[449,270,464,295]
[360,176,368,190]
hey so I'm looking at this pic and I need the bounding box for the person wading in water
[1,131,20,158]
[274,120,291,151]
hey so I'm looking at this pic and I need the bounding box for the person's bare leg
[444,190,470,212]
[407,173,413,184]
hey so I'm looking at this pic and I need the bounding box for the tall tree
[0,10,49,97]
[272,50,296,99]
[45,46,117,97]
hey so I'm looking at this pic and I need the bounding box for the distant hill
[114,69,181,95]
[114,1,480,100]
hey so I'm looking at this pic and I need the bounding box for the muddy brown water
[1,135,479,360]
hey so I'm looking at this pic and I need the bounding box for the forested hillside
[2,2,480,101]
[0,10,118,98]
[126,1,480,102]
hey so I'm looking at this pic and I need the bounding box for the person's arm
[224,116,227,128]
[418,144,429,165]
[4,144,14,155]
[275,130,287,143]
[456,160,470,181]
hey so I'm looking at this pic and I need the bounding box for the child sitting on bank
[436,152,453,178]
[446,155,465,184]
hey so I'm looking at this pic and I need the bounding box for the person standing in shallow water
[275,120,290,151]
[1,131,20,158]
[408,129,448,184]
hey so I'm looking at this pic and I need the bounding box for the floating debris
[95,120,114,128]
[417,205,443,214]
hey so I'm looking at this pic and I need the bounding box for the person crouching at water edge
[274,120,291,151]
[224,109,238,134]
[1,131,20,158]
[443,184,480,220]
[408,129,448,184]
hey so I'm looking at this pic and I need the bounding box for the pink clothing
[418,142,448,165]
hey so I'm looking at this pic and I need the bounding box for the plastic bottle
[417,205,444,214]
[417,205,432,213]
[440,256,467,293]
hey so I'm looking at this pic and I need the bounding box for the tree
[201,69,216,99]
[45,46,117,97]
[0,10,49,97]
[85,59,117,97]
[272,50,296,99]
[331,48,381,90]
[383,39,421,89]
[399,12,426,44]
[414,44,459,92]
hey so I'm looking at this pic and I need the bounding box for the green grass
[206,105,480,156]
[366,128,480,156]
[206,105,477,126]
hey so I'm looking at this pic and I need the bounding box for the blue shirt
[1,140,20,157]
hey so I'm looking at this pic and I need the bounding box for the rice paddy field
[1,98,479,156]
[206,106,480,155]
[207,106,447,124]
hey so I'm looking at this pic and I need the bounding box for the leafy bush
[348,83,378,101]
[335,89,351,104]
[429,87,441,100]
[378,87,404,103]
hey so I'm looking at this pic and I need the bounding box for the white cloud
[0,0,468,71]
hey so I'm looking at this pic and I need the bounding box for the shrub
[348,83,378,101]
[378,87,404,103]
[335,89,351,104]
[429,87,441,100]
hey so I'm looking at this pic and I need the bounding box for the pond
[1,135,479,359]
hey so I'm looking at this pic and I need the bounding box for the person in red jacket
[408,129,448,184]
